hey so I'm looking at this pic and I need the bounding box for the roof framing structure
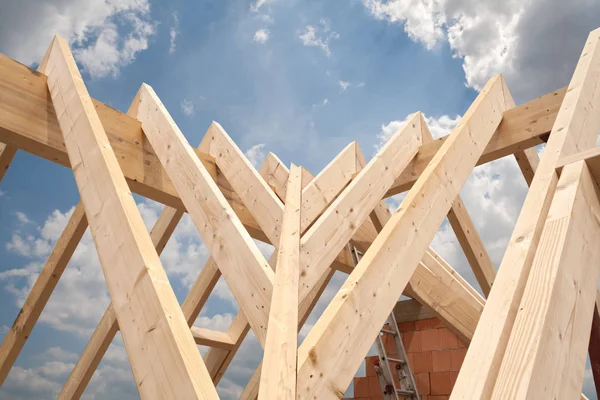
[0,28,599,399]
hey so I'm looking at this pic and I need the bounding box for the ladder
[349,246,420,400]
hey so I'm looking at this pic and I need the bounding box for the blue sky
[0,0,599,398]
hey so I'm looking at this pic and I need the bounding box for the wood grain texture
[492,161,600,399]
[258,165,302,400]
[453,27,600,400]
[132,84,274,346]
[298,112,422,302]
[42,35,217,399]
[296,75,509,399]
[59,206,184,399]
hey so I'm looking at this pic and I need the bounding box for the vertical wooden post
[259,165,302,400]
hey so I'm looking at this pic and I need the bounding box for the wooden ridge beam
[492,160,600,399]
[131,85,274,346]
[452,27,600,400]
[0,202,87,386]
[42,35,217,398]
[296,75,510,399]
[259,165,302,400]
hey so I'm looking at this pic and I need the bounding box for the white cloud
[169,12,179,54]
[15,212,31,225]
[251,0,277,12]
[0,0,157,79]
[244,143,267,168]
[253,29,270,44]
[362,0,600,101]
[298,24,340,57]
[338,80,351,93]
[180,99,195,117]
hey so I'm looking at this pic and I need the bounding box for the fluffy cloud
[253,29,270,44]
[0,0,157,79]
[362,0,600,101]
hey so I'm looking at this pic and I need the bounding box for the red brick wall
[345,317,467,400]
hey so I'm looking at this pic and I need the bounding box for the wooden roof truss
[0,28,599,399]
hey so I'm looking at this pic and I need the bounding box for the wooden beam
[58,206,184,399]
[452,27,600,400]
[191,327,235,350]
[0,142,16,183]
[259,165,302,400]
[558,147,600,183]
[198,123,284,245]
[298,113,421,300]
[296,75,510,399]
[0,202,87,386]
[41,36,217,399]
[131,84,274,346]
[420,121,496,296]
[387,86,566,196]
[269,146,486,344]
[0,51,565,205]
[491,160,600,399]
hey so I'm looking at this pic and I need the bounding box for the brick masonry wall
[345,317,468,400]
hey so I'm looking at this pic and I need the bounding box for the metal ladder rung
[386,357,406,365]
[380,328,397,335]
[397,389,416,396]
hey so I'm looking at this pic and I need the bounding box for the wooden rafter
[40,35,218,399]
[296,75,510,398]
[0,25,599,400]
[452,27,600,400]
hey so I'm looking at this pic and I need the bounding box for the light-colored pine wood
[41,35,218,399]
[259,165,302,400]
[452,27,600,400]
[59,206,185,399]
[298,113,421,300]
[492,160,600,399]
[199,123,284,245]
[131,85,275,346]
[0,142,16,183]
[296,75,509,399]
[0,202,87,386]
[420,121,496,296]
[191,327,236,349]
[355,143,485,342]
[557,147,600,183]
[387,87,566,196]
[0,50,563,205]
